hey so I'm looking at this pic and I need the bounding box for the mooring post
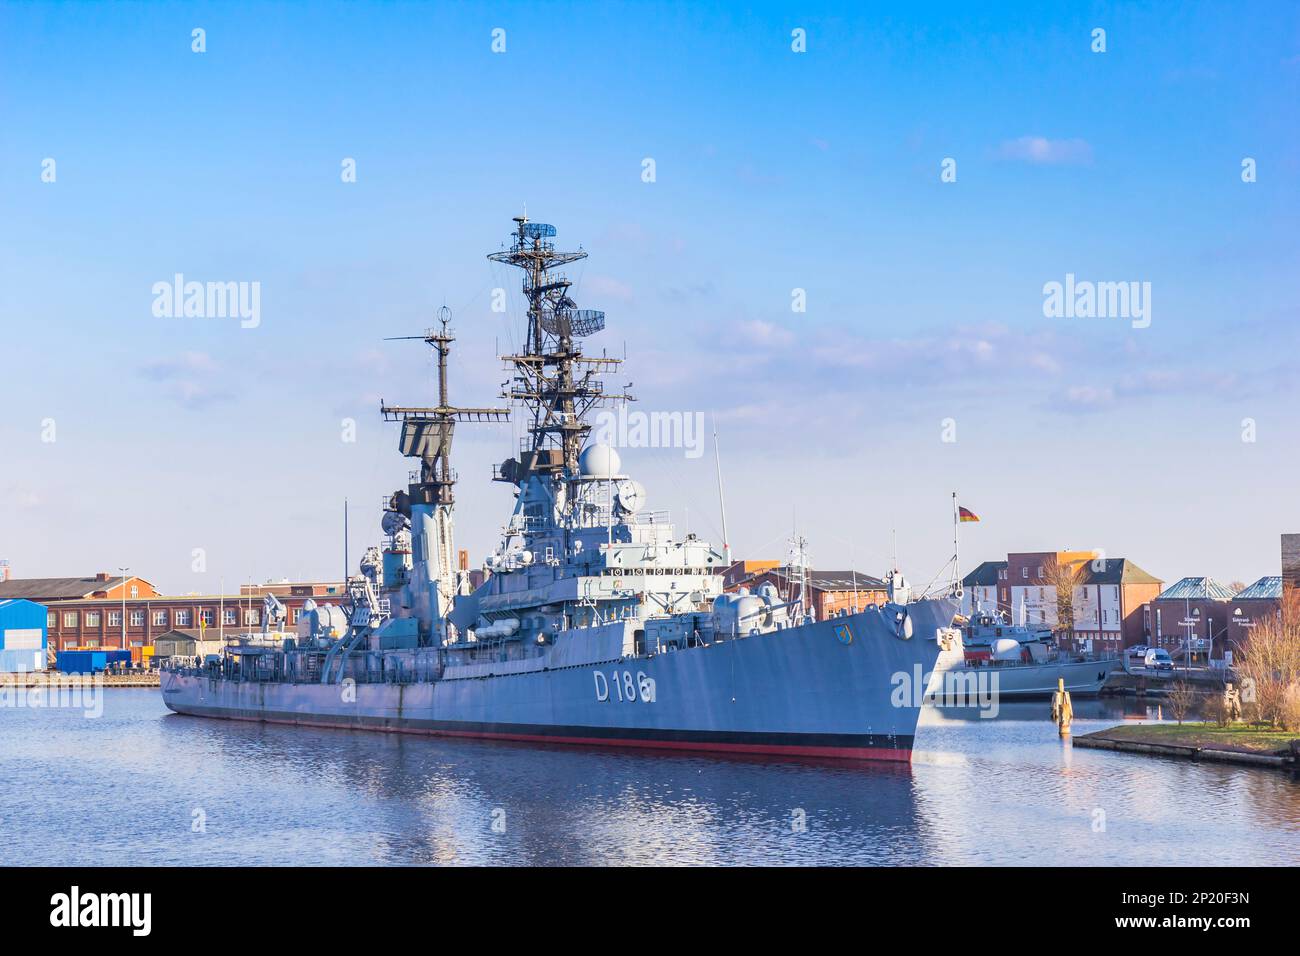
[1051,676,1073,737]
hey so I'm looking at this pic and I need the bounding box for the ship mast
[380,307,510,630]
[488,215,632,498]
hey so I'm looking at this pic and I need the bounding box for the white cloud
[735,319,795,348]
[997,136,1093,165]
[138,351,231,409]
[584,274,635,303]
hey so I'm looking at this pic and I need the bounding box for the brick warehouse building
[1069,559,1164,653]
[726,565,889,620]
[1224,577,1284,654]
[1148,577,1237,661]
[0,571,159,603]
[23,578,347,660]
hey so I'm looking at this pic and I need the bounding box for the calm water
[1,689,1296,866]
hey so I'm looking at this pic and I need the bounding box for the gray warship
[161,215,961,762]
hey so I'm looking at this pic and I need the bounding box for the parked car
[1123,645,1149,673]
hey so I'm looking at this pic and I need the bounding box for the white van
[1144,648,1174,673]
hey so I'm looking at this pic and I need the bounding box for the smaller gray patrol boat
[935,608,1121,698]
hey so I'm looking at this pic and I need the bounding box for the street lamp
[118,566,130,652]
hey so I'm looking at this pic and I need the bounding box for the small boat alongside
[932,608,1122,699]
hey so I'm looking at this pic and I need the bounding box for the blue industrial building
[0,598,48,672]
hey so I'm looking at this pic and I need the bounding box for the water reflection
[0,691,1294,865]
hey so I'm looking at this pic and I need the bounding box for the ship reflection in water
[2,692,1296,866]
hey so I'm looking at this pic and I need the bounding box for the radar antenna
[379,307,511,621]
[380,306,511,507]
[488,213,633,488]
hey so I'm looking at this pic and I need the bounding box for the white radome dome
[579,443,622,478]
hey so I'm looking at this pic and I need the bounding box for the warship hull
[163,597,959,762]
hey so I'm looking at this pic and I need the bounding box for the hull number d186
[594,669,656,703]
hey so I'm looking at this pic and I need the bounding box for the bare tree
[1167,680,1197,725]
[1040,557,1087,641]
[1234,591,1300,731]
[1202,689,1228,728]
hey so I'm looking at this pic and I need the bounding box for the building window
[199,609,215,626]
[244,609,261,625]
[153,610,168,627]
[130,610,145,626]
[129,585,139,598]
[223,608,237,625]
[86,611,101,627]
[84,638,100,648]
[290,608,301,623]
[1022,567,1029,579]
[108,611,121,627]
[175,610,192,626]
[63,611,79,627]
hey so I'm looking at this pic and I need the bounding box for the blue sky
[2,0,1297,593]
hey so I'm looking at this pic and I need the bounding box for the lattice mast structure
[489,215,632,495]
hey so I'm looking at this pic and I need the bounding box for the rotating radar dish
[614,479,646,514]
[540,309,605,338]
[381,510,410,536]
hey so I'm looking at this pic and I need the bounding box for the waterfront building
[964,551,1161,654]
[1069,559,1164,654]
[1147,577,1235,661]
[1005,551,1103,631]
[959,560,1006,617]
[1224,577,1284,656]
[722,559,780,590]
[726,565,889,619]
[0,598,48,672]
[0,571,158,603]
[42,579,347,661]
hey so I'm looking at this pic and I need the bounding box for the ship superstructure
[161,216,961,762]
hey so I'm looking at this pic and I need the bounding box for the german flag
[958,506,980,523]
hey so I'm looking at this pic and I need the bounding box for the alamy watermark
[1,673,104,718]
[590,407,705,459]
[1042,273,1151,329]
[152,274,261,328]
[891,664,1001,718]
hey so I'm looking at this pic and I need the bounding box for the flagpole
[952,491,959,593]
